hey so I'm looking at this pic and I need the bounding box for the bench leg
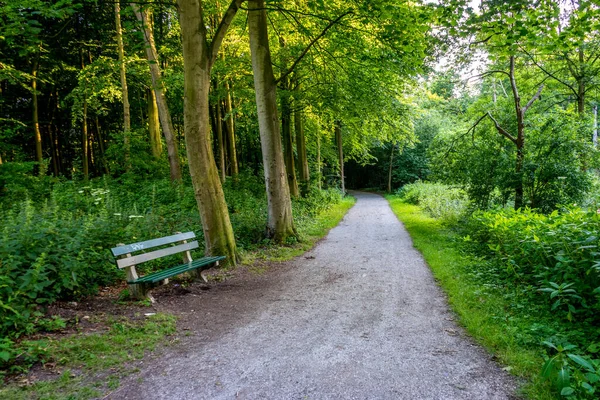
[128,282,154,302]
[198,261,218,283]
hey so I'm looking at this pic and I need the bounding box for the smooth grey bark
[177,0,242,263]
[248,0,297,242]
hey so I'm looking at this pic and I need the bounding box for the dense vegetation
[393,183,600,398]
[2,0,600,398]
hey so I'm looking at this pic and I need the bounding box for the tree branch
[523,84,544,113]
[486,111,517,144]
[521,47,577,97]
[274,10,353,86]
[209,0,244,67]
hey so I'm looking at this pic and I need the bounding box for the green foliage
[0,172,344,344]
[468,207,600,324]
[542,340,600,399]
[430,105,595,211]
[396,181,470,224]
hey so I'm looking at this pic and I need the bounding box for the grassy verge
[242,195,356,263]
[386,196,554,399]
[0,314,176,399]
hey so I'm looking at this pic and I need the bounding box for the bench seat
[129,256,225,284]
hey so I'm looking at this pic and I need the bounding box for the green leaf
[567,354,595,372]
[0,351,10,362]
[557,367,571,389]
[541,357,556,377]
[560,387,574,396]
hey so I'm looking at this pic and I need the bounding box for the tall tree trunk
[577,48,585,115]
[81,50,89,181]
[280,82,299,197]
[148,89,163,158]
[213,83,226,182]
[387,144,395,193]
[82,100,89,180]
[593,104,598,148]
[317,130,321,190]
[132,4,182,181]
[115,1,131,165]
[509,56,525,210]
[294,95,309,196]
[335,120,345,194]
[224,80,238,176]
[177,0,240,264]
[48,91,59,176]
[32,58,43,165]
[95,117,109,174]
[279,38,299,197]
[248,0,297,242]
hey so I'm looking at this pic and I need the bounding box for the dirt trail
[113,191,517,400]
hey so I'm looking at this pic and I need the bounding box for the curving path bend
[113,191,517,400]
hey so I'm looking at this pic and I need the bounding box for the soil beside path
[112,191,517,400]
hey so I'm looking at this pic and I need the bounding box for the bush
[396,181,470,224]
[468,207,600,324]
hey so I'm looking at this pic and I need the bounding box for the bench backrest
[111,232,198,269]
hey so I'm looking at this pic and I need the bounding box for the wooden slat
[131,256,226,283]
[116,241,199,269]
[111,232,196,257]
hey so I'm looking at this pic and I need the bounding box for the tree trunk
[593,104,598,148]
[577,47,585,115]
[387,144,395,193]
[317,130,322,190]
[48,90,59,176]
[32,58,43,165]
[335,120,345,194]
[82,100,89,180]
[80,50,89,181]
[148,89,163,158]
[115,1,131,168]
[248,0,297,242]
[279,38,299,197]
[132,4,182,181]
[214,82,226,182]
[280,82,299,197]
[294,98,309,196]
[95,117,109,174]
[224,80,238,176]
[509,56,524,210]
[178,0,239,264]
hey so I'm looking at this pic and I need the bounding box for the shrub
[468,207,600,324]
[396,181,470,224]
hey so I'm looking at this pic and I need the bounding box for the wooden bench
[110,232,225,300]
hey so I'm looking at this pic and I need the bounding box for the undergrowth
[0,171,346,363]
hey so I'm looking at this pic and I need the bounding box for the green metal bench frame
[110,232,225,300]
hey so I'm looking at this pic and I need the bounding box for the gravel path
[114,191,517,400]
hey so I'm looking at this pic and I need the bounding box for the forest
[1,0,600,398]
